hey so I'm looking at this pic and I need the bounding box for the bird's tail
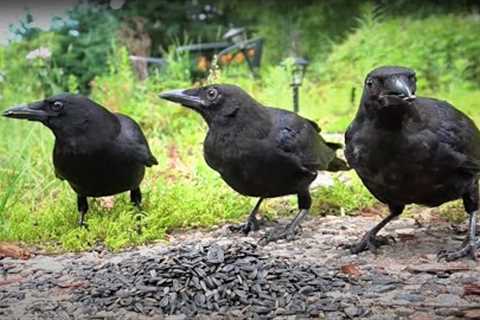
[324,140,350,171]
[326,141,343,150]
[327,157,350,172]
[146,155,159,167]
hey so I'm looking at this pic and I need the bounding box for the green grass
[0,59,375,251]
[1,11,479,251]
[0,108,372,252]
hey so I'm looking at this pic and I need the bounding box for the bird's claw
[350,233,395,254]
[437,241,477,262]
[229,217,262,235]
[1,263,6,279]
[78,220,89,229]
[134,211,146,235]
[229,222,256,235]
[259,225,301,245]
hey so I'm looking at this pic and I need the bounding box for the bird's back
[266,107,337,171]
[115,114,158,167]
[203,105,342,197]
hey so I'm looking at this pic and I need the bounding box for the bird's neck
[361,100,420,131]
[52,116,120,152]
[208,104,271,133]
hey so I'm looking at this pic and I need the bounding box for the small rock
[395,228,417,241]
[368,314,400,320]
[165,315,187,320]
[406,263,470,274]
[409,313,434,320]
[464,283,480,296]
[90,311,115,319]
[372,284,397,293]
[429,293,465,306]
[26,256,65,273]
[463,309,480,319]
[325,312,345,320]
[435,308,458,317]
[394,293,425,303]
[436,272,450,279]
[394,307,414,317]
[344,306,362,318]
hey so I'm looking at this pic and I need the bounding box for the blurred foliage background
[0,0,479,251]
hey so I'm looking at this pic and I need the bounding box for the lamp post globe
[291,57,309,113]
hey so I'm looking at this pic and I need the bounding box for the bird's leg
[261,191,311,243]
[130,188,142,207]
[77,195,88,227]
[229,198,264,234]
[265,209,309,242]
[130,188,145,234]
[1,258,6,279]
[350,204,404,254]
[438,186,479,261]
[438,211,478,261]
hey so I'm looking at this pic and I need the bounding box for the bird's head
[363,66,417,107]
[159,84,256,125]
[3,94,116,138]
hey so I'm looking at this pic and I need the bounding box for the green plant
[8,11,42,42]
[1,5,480,252]
[50,2,121,93]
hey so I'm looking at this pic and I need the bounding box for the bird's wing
[54,169,65,180]
[115,114,158,167]
[270,109,336,172]
[265,106,322,132]
[422,98,480,174]
[344,121,359,167]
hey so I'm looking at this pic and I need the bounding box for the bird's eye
[51,101,64,112]
[366,79,374,87]
[410,74,417,82]
[206,88,218,101]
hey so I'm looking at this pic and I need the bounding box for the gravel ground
[1,211,480,320]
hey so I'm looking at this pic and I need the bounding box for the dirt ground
[1,210,480,320]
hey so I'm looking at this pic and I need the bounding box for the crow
[3,94,158,226]
[160,84,348,242]
[345,66,480,261]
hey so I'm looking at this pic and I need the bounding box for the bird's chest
[349,127,436,185]
[203,131,278,195]
[204,132,260,176]
[53,144,143,196]
[54,149,115,176]
[348,126,464,205]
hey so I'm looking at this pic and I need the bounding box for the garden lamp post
[291,57,309,113]
[223,27,257,77]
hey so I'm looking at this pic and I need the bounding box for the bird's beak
[2,102,48,122]
[387,77,416,102]
[159,89,206,110]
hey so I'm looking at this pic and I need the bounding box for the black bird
[345,66,480,261]
[160,84,348,241]
[3,94,158,226]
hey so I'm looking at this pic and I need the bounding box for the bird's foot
[1,262,6,279]
[229,217,262,235]
[259,224,302,245]
[130,188,142,207]
[134,211,146,235]
[350,232,395,254]
[78,218,89,229]
[259,208,308,245]
[437,239,477,262]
